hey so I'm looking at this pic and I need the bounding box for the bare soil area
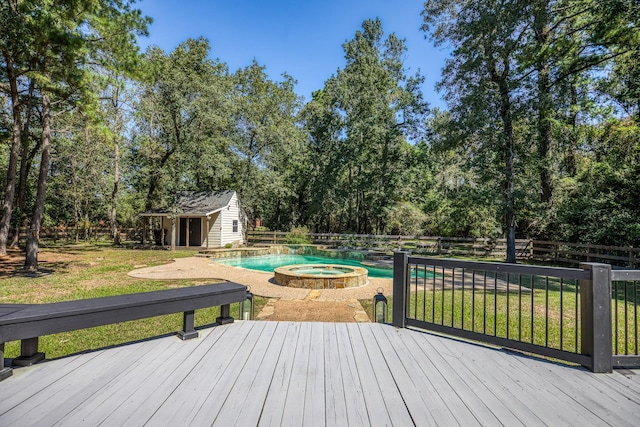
[0,249,74,278]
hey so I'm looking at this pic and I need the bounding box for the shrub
[286,226,312,244]
[224,243,233,249]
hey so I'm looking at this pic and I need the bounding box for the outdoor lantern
[373,287,388,323]
[240,286,254,320]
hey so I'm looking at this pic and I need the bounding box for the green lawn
[1,243,266,359]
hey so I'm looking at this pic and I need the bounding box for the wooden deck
[1,321,639,426]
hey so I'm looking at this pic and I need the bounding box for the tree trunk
[10,79,37,249]
[537,63,553,208]
[25,93,51,272]
[0,56,22,256]
[497,75,517,264]
[110,143,120,244]
[534,2,553,208]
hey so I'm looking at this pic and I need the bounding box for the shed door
[189,218,201,246]
[179,218,186,245]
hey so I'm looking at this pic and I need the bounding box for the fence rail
[10,227,137,243]
[532,240,640,267]
[247,231,639,267]
[392,252,640,372]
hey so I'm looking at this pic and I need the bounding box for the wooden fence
[531,240,640,268]
[247,230,639,267]
[11,227,638,267]
[10,227,138,244]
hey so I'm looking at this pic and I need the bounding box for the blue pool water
[216,254,395,278]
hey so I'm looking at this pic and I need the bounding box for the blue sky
[135,0,448,108]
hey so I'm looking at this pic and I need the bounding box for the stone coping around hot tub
[274,264,369,289]
[199,245,391,262]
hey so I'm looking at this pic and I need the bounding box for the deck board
[191,321,273,425]
[301,322,326,427]
[1,339,150,425]
[357,323,415,427]
[505,350,640,426]
[280,321,311,426]
[213,321,283,426]
[1,321,640,426]
[40,337,174,426]
[407,330,505,426]
[335,322,371,427]
[257,322,301,427]
[110,320,248,425]
[63,326,227,425]
[370,325,441,426]
[433,333,548,426]
[379,326,463,426]
[344,323,393,427]
[321,323,349,427]
[146,320,255,425]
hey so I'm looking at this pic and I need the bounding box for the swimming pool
[215,254,395,278]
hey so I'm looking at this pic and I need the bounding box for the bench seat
[0,282,247,381]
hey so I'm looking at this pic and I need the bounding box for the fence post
[529,239,533,259]
[392,251,409,328]
[579,262,612,373]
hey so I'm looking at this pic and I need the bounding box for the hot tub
[273,264,368,289]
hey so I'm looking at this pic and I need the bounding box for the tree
[422,1,528,262]
[230,61,303,225]
[12,0,149,270]
[89,6,149,244]
[303,19,427,234]
[0,0,30,255]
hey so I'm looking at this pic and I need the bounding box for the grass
[1,242,266,359]
[361,273,640,356]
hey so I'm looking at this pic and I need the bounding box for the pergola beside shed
[140,190,246,249]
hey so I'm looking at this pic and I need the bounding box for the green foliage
[230,61,304,227]
[384,202,427,236]
[286,226,312,244]
[555,120,640,245]
[301,19,428,234]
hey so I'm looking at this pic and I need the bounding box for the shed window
[232,220,238,233]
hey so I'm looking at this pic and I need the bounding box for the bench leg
[177,310,199,340]
[1,342,12,381]
[216,304,234,325]
[12,337,45,367]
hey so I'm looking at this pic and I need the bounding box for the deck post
[12,337,45,367]
[392,251,409,328]
[216,304,234,325]
[0,343,12,380]
[579,262,612,373]
[177,310,199,340]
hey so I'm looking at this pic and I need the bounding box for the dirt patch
[0,249,74,278]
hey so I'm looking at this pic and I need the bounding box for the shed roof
[140,190,237,217]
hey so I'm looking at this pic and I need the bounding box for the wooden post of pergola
[171,217,176,251]
[186,217,190,248]
[205,215,210,249]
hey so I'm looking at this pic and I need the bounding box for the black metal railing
[611,270,640,367]
[392,252,621,372]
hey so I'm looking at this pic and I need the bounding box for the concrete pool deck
[127,256,393,302]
